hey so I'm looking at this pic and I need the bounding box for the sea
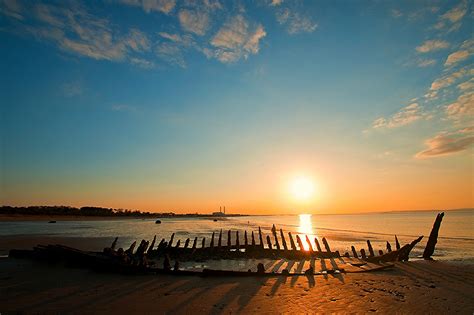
[1,209,473,262]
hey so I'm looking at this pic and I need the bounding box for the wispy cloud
[62,81,83,97]
[445,91,474,122]
[0,0,23,20]
[118,0,176,14]
[2,2,156,68]
[372,103,430,129]
[178,9,210,36]
[433,0,468,32]
[209,15,266,63]
[415,127,474,159]
[111,104,139,112]
[269,0,283,6]
[417,58,437,67]
[276,8,317,34]
[130,57,155,69]
[444,39,473,67]
[429,66,473,92]
[416,39,449,53]
[458,78,474,91]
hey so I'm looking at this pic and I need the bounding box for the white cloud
[119,0,176,14]
[430,66,474,91]
[209,15,266,63]
[445,91,474,121]
[130,57,155,69]
[276,8,317,34]
[270,0,283,6]
[155,42,186,67]
[445,50,470,66]
[372,103,430,129]
[458,78,474,91]
[416,39,449,53]
[391,9,402,18]
[417,59,437,67]
[434,0,467,32]
[178,9,210,36]
[415,127,474,159]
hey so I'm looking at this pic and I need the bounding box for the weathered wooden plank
[244,231,248,247]
[386,241,392,252]
[201,237,206,248]
[192,237,198,249]
[236,231,240,249]
[351,245,358,258]
[314,238,322,252]
[210,232,215,248]
[227,230,231,248]
[367,240,375,257]
[184,238,190,249]
[423,212,444,260]
[258,227,264,248]
[266,235,272,249]
[147,236,156,254]
[296,235,304,251]
[168,233,175,248]
[251,231,256,246]
[288,232,296,251]
[218,229,222,248]
[360,248,367,259]
[305,235,314,252]
[395,235,400,250]
[322,237,331,252]
[280,229,288,250]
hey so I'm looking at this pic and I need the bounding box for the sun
[289,176,315,201]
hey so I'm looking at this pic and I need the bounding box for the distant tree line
[0,206,158,217]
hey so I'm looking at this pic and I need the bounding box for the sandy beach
[1,256,473,314]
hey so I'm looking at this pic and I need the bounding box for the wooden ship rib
[8,212,444,277]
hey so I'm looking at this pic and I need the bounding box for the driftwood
[423,212,444,260]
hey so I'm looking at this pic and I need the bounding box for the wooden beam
[367,240,375,257]
[423,212,444,260]
[280,229,288,250]
[314,238,322,252]
[351,246,358,258]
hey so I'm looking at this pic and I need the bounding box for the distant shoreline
[0,214,248,222]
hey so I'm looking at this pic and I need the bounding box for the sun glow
[289,176,316,201]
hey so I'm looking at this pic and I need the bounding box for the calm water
[1,210,473,262]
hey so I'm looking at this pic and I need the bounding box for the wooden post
[322,237,331,252]
[244,231,248,247]
[360,248,367,259]
[227,230,231,248]
[423,212,444,260]
[272,225,280,250]
[184,238,190,249]
[218,229,222,248]
[314,238,322,252]
[175,240,181,248]
[305,235,314,252]
[111,237,118,250]
[157,239,165,250]
[344,252,350,258]
[399,236,423,261]
[351,246,358,258]
[126,241,136,254]
[296,235,304,251]
[280,229,288,250]
[378,249,384,256]
[367,240,375,257]
[251,231,256,246]
[258,227,264,248]
[147,236,156,253]
[288,232,296,251]
[236,231,240,249]
[168,233,175,248]
[395,235,400,250]
[386,241,392,252]
[201,237,206,248]
[210,232,215,248]
[192,237,197,249]
[266,235,272,249]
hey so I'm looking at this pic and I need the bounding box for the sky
[0,0,473,214]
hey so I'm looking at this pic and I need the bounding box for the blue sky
[0,0,473,213]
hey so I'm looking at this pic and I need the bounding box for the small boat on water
[155,220,162,224]
[48,220,56,223]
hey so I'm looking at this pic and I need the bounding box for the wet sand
[1,257,473,314]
